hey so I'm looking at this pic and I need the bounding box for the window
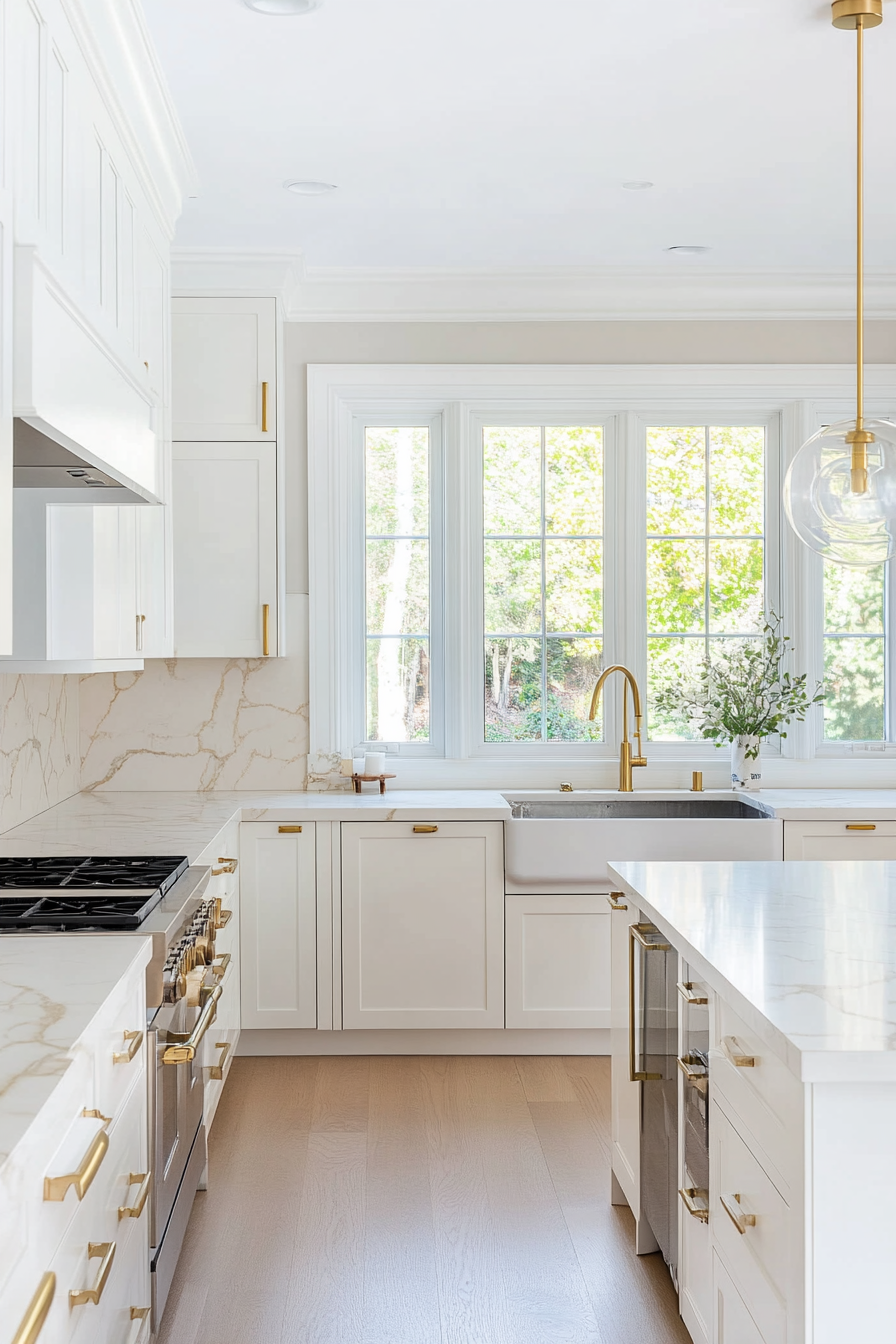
[822,563,886,741]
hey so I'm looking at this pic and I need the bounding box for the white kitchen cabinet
[134,504,170,658]
[172,298,276,442]
[505,894,610,1029]
[196,821,241,1130]
[783,819,896,859]
[240,822,317,1030]
[341,821,505,1030]
[172,442,277,657]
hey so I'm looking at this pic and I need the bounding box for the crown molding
[168,251,896,323]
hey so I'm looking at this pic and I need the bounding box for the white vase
[730,735,761,790]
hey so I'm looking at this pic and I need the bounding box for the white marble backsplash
[0,675,80,834]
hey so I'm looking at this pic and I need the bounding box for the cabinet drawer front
[783,819,896,860]
[712,1104,788,1344]
[713,1251,768,1344]
[711,998,802,1193]
[90,974,147,1124]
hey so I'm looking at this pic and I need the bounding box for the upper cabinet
[172,298,277,442]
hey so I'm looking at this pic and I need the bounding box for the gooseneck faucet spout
[588,665,647,793]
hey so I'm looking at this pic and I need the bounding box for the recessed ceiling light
[243,0,324,14]
[667,245,710,255]
[284,180,337,195]
[622,181,654,190]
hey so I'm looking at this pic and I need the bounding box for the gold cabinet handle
[118,1171,151,1220]
[131,1307,150,1321]
[720,1192,756,1235]
[262,602,270,656]
[677,1056,708,1094]
[606,893,628,911]
[216,908,233,929]
[218,856,239,871]
[207,1040,231,1081]
[212,952,232,981]
[69,1241,116,1307]
[846,823,876,830]
[12,1271,55,1344]
[261,380,269,432]
[721,1035,757,1068]
[81,1108,111,1123]
[163,984,222,1064]
[113,1029,143,1064]
[44,1128,109,1201]
[679,1187,709,1223]
[628,924,665,1082]
[278,824,302,833]
[413,824,439,834]
[677,981,708,1005]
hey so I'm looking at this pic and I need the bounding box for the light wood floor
[159,1056,691,1344]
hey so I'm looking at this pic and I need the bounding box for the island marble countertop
[0,935,151,1169]
[609,858,896,1085]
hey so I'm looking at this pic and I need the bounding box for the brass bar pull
[216,908,233,929]
[278,824,302,833]
[628,924,663,1082]
[113,1029,143,1064]
[212,952,232,981]
[677,1056,708,1094]
[118,1171,151,1219]
[44,1128,109,1201]
[262,602,270,656]
[720,1192,756,1235]
[721,1035,756,1068]
[413,824,439,834]
[218,856,239,871]
[163,984,223,1064]
[679,1187,709,1223]
[12,1271,55,1344]
[846,822,876,830]
[207,1040,231,1080]
[677,981,708,1005]
[606,893,628,911]
[69,1241,116,1307]
[261,380,269,432]
[631,922,671,952]
[130,1307,150,1322]
[81,1108,111,1123]
[136,614,145,652]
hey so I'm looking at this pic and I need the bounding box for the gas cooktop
[0,856,189,930]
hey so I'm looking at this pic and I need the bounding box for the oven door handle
[162,984,223,1064]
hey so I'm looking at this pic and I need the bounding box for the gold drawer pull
[413,825,438,834]
[720,1192,756,1235]
[218,856,239,870]
[846,823,876,830]
[163,984,222,1064]
[606,893,628,911]
[261,380,269,433]
[81,1108,111,1123]
[207,1040,231,1080]
[679,1187,709,1223]
[262,602,270,656]
[69,1241,116,1307]
[12,1271,55,1344]
[631,922,670,952]
[628,923,665,1082]
[119,1171,151,1220]
[677,981,708,1005]
[212,952,232,980]
[278,824,302,833]
[677,1056,708,1094]
[44,1128,109,1201]
[130,1307,150,1323]
[721,1035,757,1068]
[113,1029,143,1064]
[216,908,233,929]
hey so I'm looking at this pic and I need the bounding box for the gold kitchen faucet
[588,665,647,793]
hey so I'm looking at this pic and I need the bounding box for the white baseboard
[238,1028,610,1056]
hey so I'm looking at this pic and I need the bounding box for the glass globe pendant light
[783,0,896,569]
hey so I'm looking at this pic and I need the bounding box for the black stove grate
[0,856,189,930]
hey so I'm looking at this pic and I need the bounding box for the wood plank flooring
[159,1056,691,1344]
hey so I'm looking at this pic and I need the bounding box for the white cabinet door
[172,297,276,441]
[172,442,277,657]
[134,504,170,657]
[48,504,139,661]
[505,894,610,1029]
[783,819,896,859]
[240,823,317,1030]
[341,821,505,1030]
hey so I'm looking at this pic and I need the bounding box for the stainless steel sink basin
[508,797,773,820]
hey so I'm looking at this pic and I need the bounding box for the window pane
[824,561,884,634]
[647,638,705,741]
[484,638,542,741]
[366,539,429,635]
[484,539,541,634]
[647,539,705,633]
[709,427,764,535]
[546,638,603,740]
[545,539,602,633]
[709,540,763,633]
[647,427,705,535]
[365,427,428,536]
[545,427,602,535]
[367,638,430,741]
[483,427,541,534]
[824,638,885,741]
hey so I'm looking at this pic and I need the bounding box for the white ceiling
[142,0,896,273]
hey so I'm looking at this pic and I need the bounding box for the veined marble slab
[610,859,896,1084]
[0,936,150,1168]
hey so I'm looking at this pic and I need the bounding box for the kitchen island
[607,859,896,1344]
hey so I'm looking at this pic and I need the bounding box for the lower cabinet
[783,818,896,859]
[341,821,504,1030]
[608,891,652,1242]
[239,822,317,1030]
[504,894,610,1029]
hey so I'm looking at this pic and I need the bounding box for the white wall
[0,673,80,831]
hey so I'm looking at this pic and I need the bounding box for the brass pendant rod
[856,14,864,429]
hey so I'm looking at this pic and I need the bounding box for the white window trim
[308,362,896,787]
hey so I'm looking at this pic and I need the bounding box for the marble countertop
[0,936,151,1168]
[609,859,896,1084]
[743,788,896,819]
